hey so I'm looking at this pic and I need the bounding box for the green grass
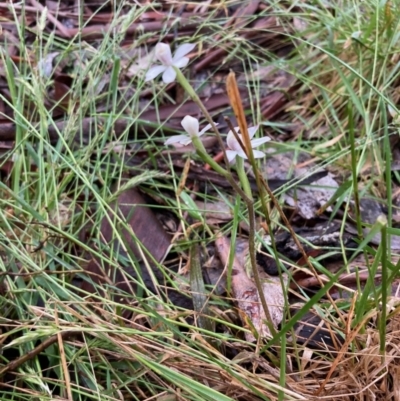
[0,0,399,400]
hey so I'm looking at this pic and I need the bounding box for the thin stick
[0,331,75,377]
[226,71,276,335]
[55,308,73,401]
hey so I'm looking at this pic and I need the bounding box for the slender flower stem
[378,214,388,362]
[190,136,229,177]
[235,157,252,199]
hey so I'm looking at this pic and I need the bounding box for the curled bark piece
[215,235,285,341]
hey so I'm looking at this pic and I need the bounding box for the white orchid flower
[165,116,215,146]
[145,42,196,84]
[226,125,270,162]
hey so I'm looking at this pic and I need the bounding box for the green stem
[235,157,252,199]
[191,136,229,177]
[378,214,388,362]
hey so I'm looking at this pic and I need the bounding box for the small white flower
[226,125,270,162]
[165,116,215,146]
[145,42,196,84]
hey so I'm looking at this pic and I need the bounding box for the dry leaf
[215,236,286,341]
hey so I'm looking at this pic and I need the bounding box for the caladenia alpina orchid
[164,115,216,146]
[165,115,228,178]
[145,42,196,84]
[224,124,271,200]
[226,125,271,163]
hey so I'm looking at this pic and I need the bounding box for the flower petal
[181,115,200,137]
[162,66,177,83]
[226,150,238,162]
[145,65,167,81]
[247,125,259,139]
[164,135,190,145]
[173,56,190,69]
[235,148,248,159]
[226,130,241,151]
[251,136,271,148]
[173,43,196,63]
[181,138,194,146]
[155,42,173,66]
[198,122,217,136]
[252,150,266,158]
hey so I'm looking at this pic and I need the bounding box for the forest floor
[0,1,400,400]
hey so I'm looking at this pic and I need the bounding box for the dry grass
[0,0,400,400]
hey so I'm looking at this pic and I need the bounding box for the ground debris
[215,235,285,342]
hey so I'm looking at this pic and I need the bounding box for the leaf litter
[0,1,400,400]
